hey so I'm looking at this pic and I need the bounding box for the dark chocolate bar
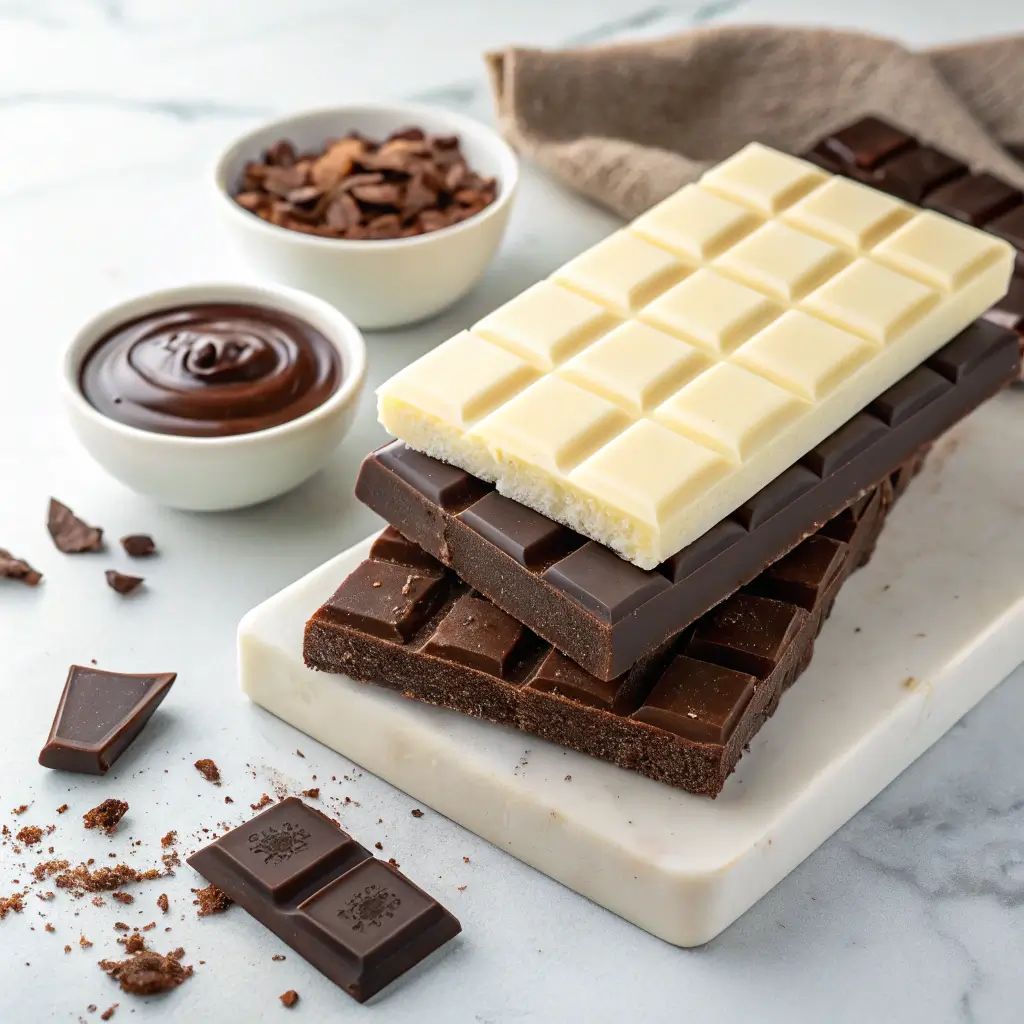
[356,322,1019,680]
[187,798,460,1002]
[806,115,1024,356]
[307,467,904,797]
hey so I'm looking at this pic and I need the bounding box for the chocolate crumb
[157,894,169,913]
[120,535,155,558]
[64,945,72,954]
[45,923,55,933]
[374,842,383,850]
[0,893,25,919]
[80,935,93,949]
[33,859,69,882]
[463,857,470,864]
[388,858,400,868]
[565,775,572,781]
[56,862,160,895]
[11,805,28,815]
[98,940,193,996]
[111,892,133,905]
[251,794,272,811]
[114,923,130,932]
[100,1004,118,1021]
[56,805,69,815]
[193,759,220,785]
[142,922,156,932]
[191,884,233,917]
[105,570,144,596]
[83,799,129,835]
[122,933,145,954]
[280,990,299,1008]
[48,499,103,553]
[457,885,467,891]
[301,788,319,800]
[224,796,233,804]
[160,831,177,849]
[0,548,42,586]
[272,955,286,962]
[295,749,305,758]
[16,825,43,845]
[92,897,106,908]
[410,809,424,818]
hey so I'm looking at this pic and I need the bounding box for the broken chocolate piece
[120,535,156,558]
[83,799,129,835]
[47,499,103,553]
[0,549,42,586]
[39,666,176,775]
[105,571,144,595]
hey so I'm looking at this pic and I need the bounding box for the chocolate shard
[48,498,103,553]
[105,571,145,595]
[0,548,42,586]
[187,798,461,1003]
[38,666,176,775]
[120,535,156,558]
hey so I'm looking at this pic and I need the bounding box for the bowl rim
[210,100,520,252]
[61,280,368,450]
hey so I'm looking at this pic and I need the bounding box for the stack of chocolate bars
[304,124,1022,798]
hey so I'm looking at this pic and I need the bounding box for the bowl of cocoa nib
[213,103,519,329]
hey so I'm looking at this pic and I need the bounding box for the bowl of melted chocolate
[63,283,366,510]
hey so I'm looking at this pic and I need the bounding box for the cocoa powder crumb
[45,923,55,933]
[191,884,233,917]
[280,990,299,1008]
[272,955,286,962]
[80,935,93,949]
[98,941,193,996]
[160,831,177,849]
[388,858,400,868]
[56,805,68,815]
[122,933,145,954]
[224,796,234,804]
[56,862,160,895]
[111,892,133,905]
[92,897,106,908]
[457,885,467,891]
[250,794,272,811]
[142,922,156,932]
[100,1004,118,1021]
[194,759,220,785]
[34,859,70,881]
[0,893,25,919]
[11,805,28,815]
[410,809,424,818]
[463,857,470,864]
[64,945,72,954]
[16,826,43,845]
[82,799,128,835]
[301,788,319,800]
[114,923,130,932]
[157,894,169,913]
[374,842,383,851]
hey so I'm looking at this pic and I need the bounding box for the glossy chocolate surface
[80,302,342,437]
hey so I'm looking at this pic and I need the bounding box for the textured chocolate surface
[356,322,1019,680]
[187,798,460,1002]
[305,475,901,797]
[38,666,175,774]
[807,116,1024,367]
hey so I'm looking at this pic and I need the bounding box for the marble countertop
[1,1,1022,1021]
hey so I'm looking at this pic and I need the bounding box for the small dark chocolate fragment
[120,535,156,558]
[822,116,915,170]
[0,548,42,586]
[871,145,967,203]
[48,499,103,553]
[187,798,460,1002]
[38,666,176,775]
[105,571,144,595]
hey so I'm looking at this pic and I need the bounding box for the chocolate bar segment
[806,115,1024,369]
[307,475,897,797]
[357,322,1019,680]
[187,798,460,1002]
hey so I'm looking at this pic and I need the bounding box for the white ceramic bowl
[212,103,519,329]
[62,281,367,511]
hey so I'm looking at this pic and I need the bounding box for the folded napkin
[486,26,1024,219]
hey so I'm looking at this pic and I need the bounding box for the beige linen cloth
[486,27,1024,220]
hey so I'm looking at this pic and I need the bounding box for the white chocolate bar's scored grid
[378,144,1013,569]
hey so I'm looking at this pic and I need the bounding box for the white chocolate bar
[379,143,1013,569]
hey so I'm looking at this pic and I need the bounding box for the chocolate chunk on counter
[187,798,460,1003]
[306,468,903,797]
[355,322,1020,681]
[0,549,42,586]
[48,499,103,553]
[120,535,156,558]
[105,571,144,595]
[39,666,176,775]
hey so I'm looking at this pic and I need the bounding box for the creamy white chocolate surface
[379,143,1014,569]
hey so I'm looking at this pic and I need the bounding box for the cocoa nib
[233,127,497,241]
[48,499,103,553]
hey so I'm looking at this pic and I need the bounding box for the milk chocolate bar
[188,798,460,1002]
[306,473,898,797]
[358,322,1019,680]
[378,143,1013,569]
[806,115,1024,356]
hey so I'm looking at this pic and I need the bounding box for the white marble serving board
[239,392,1024,947]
